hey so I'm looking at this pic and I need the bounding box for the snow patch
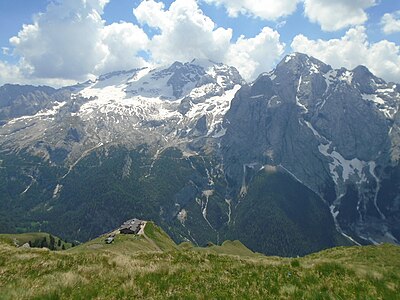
[369,162,386,220]
[225,199,232,225]
[339,71,353,85]
[309,62,320,74]
[285,53,296,63]
[202,190,215,229]
[318,143,366,184]
[8,101,67,125]
[186,85,241,136]
[361,93,397,118]
[52,184,63,199]
[296,76,308,112]
[323,70,337,93]
[361,94,385,105]
[376,87,395,94]
[304,120,367,185]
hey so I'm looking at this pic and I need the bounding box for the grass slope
[0,226,399,299]
[69,222,177,254]
[192,240,262,258]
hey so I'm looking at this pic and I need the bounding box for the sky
[0,0,400,87]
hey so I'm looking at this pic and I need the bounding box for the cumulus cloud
[291,26,400,83]
[10,0,109,80]
[96,22,149,74]
[226,27,285,80]
[303,0,376,31]
[134,0,284,80]
[203,0,299,20]
[381,11,400,35]
[134,0,232,64]
[0,60,76,87]
[0,61,25,86]
[9,0,148,82]
[2,0,285,84]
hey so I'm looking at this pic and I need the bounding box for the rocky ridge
[222,53,400,245]
[0,53,399,254]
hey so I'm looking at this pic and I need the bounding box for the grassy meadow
[0,223,399,299]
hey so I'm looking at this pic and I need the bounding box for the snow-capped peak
[54,59,244,152]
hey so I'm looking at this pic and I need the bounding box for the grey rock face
[0,84,65,122]
[222,53,400,245]
[313,81,389,161]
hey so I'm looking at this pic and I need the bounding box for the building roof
[119,219,143,233]
[123,218,142,225]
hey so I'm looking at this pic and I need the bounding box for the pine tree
[40,237,48,248]
[49,235,55,250]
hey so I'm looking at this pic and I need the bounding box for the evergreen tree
[40,237,48,248]
[49,235,55,250]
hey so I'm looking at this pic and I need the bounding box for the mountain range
[0,53,399,256]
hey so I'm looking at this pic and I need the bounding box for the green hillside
[0,232,72,250]
[228,168,350,256]
[69,221,178,254]
[0,223,399,299]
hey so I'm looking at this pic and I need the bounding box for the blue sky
[0,0,399,86]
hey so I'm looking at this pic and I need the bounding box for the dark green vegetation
[378,165,400,240]
[0,147,346,256]
[227,168,350,256]
[0,147,216,242]
[0,232,72,250]
[0,225,399,299]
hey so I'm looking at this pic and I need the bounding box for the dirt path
[140,222,162,252]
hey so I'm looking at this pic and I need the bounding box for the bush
[291,259,300,268]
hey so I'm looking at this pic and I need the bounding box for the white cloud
[381,11,400,35]
[134,0,169,29]
[10,0,108,80]
[134,0,232,64]
[96,22,149,74]
[134,0,284,80]
[0,61,24,86]
[2,0,285,85]
[226,27,285,80]
[203,0,300,20]
[0,60,76,87]
[303,0,376,31]
[291,26,400,83]
[9,0,148,82]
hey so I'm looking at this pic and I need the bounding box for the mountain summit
[0,60,243,163]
